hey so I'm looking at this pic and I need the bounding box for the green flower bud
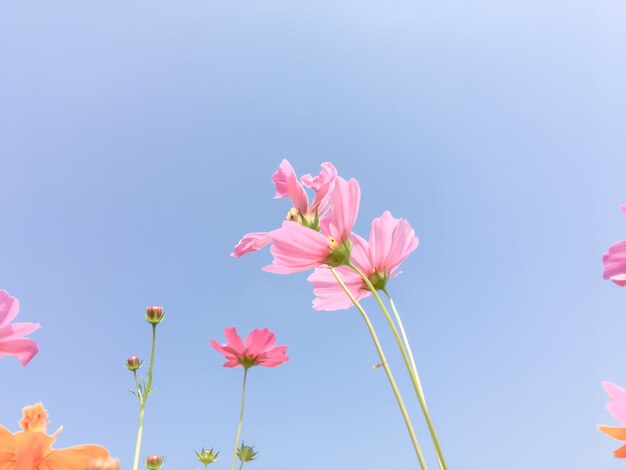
[237,442,258,463]
[195,448,219,465]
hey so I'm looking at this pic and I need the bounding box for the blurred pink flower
[0,290,40,366]
[308,211,418,310]
[264,176,360,274]
[231,160,337,258]
[602,206,626,287]
[598,381,626,458]
[211,327,289,369]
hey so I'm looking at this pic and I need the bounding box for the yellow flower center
[19,402,49,432]
[327,236,338,250]
[286,207,300,222]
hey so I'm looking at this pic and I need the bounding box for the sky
[1,1,626,469]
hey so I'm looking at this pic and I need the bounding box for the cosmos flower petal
[604,381,626,425]
[272,159,309,213]
[603,241,626,284]
[0,338,39,366]
[0,322,41,341]
[303,162,338,215]
[256,345,289,367]
[599,425,626,441]
[308,266,368,311]
[0,291,20,329]
[245,328,276,357]
[223,327,246,355]
[264,222,331,274]
[368,211,419,273]
[37,444,110,470]
[614,443,626,458]
[231,232,272,258]
[324,177,360,242]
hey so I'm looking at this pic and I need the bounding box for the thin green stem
[132,370,142,401]
[347,261,447,470]
[330,268,428,469]
[384,289,447,470]
[132,404,146,470]
[231,368,249,470]
[132,325,158,470]
[146,324,157,392]
[239,461,244,470]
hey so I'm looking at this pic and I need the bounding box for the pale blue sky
[1,1,626,469]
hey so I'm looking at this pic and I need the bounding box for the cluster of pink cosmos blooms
[233,159,418,308]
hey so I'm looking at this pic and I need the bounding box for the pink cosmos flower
[603,206,626,287]
[598,381,626,458]
[0,290,40,366]
[307,211,418,310]
[263,176,360,274]
[211,327,289,369]
[231,160,337,258]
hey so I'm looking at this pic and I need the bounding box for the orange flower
[0,403,109,470]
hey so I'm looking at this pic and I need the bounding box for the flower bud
[124,356,142,371]
[145,454,163,470]
[237,442,258,463]
[195,448,219,465]
[145,306,164,325]
[85,457,120,470]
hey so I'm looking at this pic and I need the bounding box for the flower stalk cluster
[233,159,448,469]
[128,306,165,470]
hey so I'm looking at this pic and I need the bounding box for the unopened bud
[145,306,164,325]
[195,448,219,465]
[237,442,258,463]
[85,457,120,470]
[125,356,142,371]
[145,454,163,470]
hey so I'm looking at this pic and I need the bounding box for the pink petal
[323,177,361,243]
[308,266,368,311]
[604,381,626,425]
[231,232,272,258]
[349,233,374,273]
[384,218,419,273]
[612,275,626,287]
[272,159,309,213]
[0,337,39,366]
[303,162,338,215]
[0,290,20,329]
[223,359,241,368]
[0,322,41,341]
[256,345,289,367]
[224,327,245,356]
[264,222,331,274]
[603,241,626,282]
[622,205,626,217]
[245,328,276,356]
[368,211,419,274]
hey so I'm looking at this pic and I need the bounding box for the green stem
[347,262,447,470]
[132,404,145,470]
[132,325,158,470]
[384,289,447,470]
[330,268,428,469]
[147,324,157,392]
[239,461,244,470]
[231,368,249,470]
